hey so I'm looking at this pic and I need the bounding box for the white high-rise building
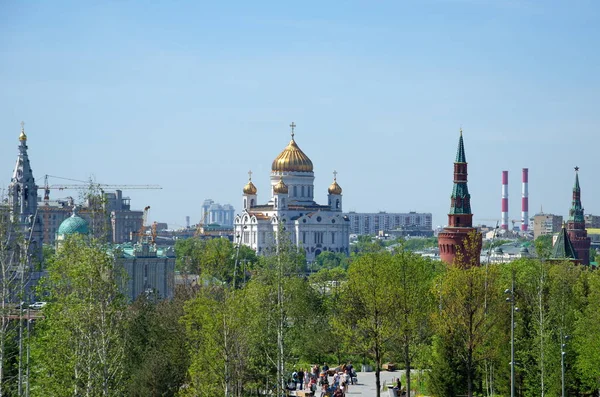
[234,124,350,262]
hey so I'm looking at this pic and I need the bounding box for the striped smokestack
[521,168,529,231]
[501,171,509,230]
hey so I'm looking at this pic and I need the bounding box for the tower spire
[569,166,583,223]
[455,128,466,163]
[438,128,481,267]
[566,166,591,265]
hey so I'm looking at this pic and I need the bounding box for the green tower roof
[569,167,584,223]
[551,227,578,261]
[58,211,89,236]
[455,129,466,163]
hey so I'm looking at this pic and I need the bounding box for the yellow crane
[194,211,210,237]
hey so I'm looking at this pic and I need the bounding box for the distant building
[566,168,591,265]
[584,214,600,229]
[234,125,350,262]
[533,213,563,240]
[56,212,175,301]
[39,190,143,245]
[438,129,482,267]
[120,243,175,301]
[346,212,432,236]
[201,199,235,227]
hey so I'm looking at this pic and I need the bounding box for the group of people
[290,362,357,396]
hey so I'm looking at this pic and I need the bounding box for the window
[293,186,297,197]
[331,232,335,244]
[301,186,305,197]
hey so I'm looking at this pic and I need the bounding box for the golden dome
[19,122,27,141]
[273,178,288,194]
[243,181,257,195]
[243,170,257,195]
[271,126,313,173]
[328,171,342,195]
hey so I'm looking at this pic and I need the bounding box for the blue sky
[1,0,598,228]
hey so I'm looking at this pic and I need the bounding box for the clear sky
[1,0,598,229]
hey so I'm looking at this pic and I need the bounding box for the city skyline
[1,1,598,228]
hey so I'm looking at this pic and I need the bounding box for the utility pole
[505,270,519,397]
[561,332,569,397]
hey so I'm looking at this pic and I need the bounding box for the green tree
[335,251,397,397]
[534,234,553,260]
[574,269,600,392]
[391,250,440,396]
[313,251,349,270]
[431,264,504,397]
[30,235,128,396]
[124,293,189,396]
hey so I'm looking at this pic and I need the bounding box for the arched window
[274,197,278,208]
[244,198,247,208]
[336,199,340,209]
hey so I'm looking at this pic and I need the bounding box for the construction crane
[194,211,210,237]
[138,206,151,244]
[41,174,162,201]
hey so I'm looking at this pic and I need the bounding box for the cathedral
[234,124,350,262]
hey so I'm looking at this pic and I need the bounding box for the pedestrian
[298,368,305,390]
[345,361,354,385]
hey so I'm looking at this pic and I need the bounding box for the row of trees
[0,230,598,396]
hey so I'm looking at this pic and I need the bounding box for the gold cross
[290,122,296,139]
[21,121,25,131]
[333,170,338,180]
[248,170,253,181]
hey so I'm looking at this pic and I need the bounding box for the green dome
[58,214,89,236]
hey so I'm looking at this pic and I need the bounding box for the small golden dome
[273,178,288,194]
[328,171,342,195]
[19,122,27,141]
[243,170,257,195]
[272,126,313,172]
[243,181,257,195]
[328,180,342,195]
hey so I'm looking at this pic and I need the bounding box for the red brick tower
[438,130,482,267]
[567,167,591,265]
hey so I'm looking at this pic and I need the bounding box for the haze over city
[1,0,598,228]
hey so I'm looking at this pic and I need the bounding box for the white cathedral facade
[234,125,350,262]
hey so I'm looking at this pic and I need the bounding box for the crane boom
[41,174,161,201]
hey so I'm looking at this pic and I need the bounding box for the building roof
[551,227,578,260]
[271,137,313,173]
[456,129,466,163]
[57,211,89,236]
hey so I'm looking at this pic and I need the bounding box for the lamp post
[505,272,519,397]
[561,333,569,397]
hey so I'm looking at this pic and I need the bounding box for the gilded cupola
[328,171,342,195]
[271,122,313,173]
[243,170,258,195]
[19,121,27,141]
[273,177,289,194]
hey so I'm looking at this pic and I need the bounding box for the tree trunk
[467,347,473,397]
[404,342,410,397]
[375,340,381,397]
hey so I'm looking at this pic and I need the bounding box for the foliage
[313,251,349,270]
[534,234,554,260]
[175,237,258,285]
[124,292,189,396]
[398,237,438,251]
[30,235,128,396]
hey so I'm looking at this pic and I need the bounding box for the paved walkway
[345,371,402,396]
[294,370,419,397]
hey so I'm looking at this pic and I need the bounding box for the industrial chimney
[501,171,509,230]
[521,168,529,231]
